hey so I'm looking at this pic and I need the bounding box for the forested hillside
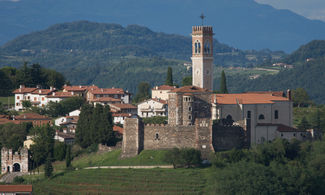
[227,40,325,104]
[0,21,284,93]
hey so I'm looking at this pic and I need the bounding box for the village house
[137,98,168,118]
[46,91,77,103]
[54,131,75,145]
[151,85,176,100]
[109,103,137,115]
[86,87,131,104]
[112,113,132,125]
[14,113,52,126]
[62,84,96,97]
[90,97,122,106]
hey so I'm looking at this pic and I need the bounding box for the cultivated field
[32,168,208,194]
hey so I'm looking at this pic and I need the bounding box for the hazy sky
[255,0,325,21]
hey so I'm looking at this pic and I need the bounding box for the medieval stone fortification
[1,147,29,174]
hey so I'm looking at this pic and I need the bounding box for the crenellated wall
[1,147,29,174]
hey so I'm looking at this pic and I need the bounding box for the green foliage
[292,88,312,107]
[13,176,25,184]
[142,116,168,125]
[297,116,311,130]
[181,76,192,86]
[165,67,173,86]
[285,40,325,64]
[210,138,325,194]
[0,102,7,114]
[0,122,30,151]
[44,154,53,178]
[45,96,84,117]
[21,100,32,109]
[76,104,115,148]
[30,124,55,168]
[220,70,228,93]
[164,148,201,168]
[0,63,66,96]
[133,82,150,103]
[53,142,66,161]
[65,145,72,168]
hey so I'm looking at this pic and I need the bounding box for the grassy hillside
[31,168,207,195]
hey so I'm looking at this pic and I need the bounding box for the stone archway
[7,166,10,173]
[13,163,21,172]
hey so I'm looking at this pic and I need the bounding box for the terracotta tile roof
[152,85,176,90]
[0,118,20,125]
[64,85,90,92]
[47,92,77,98]
[113,125,123,134]
[257,123,305,132]
[213,92,289,105]
[0,185,33,192]
[112,113,132,117]
[15,113,51,120]
[90,97,121,103]
[89,88,126,95]
[152,98,167,104]
[110,103,137,109]
[244,91,285,97]
[31,89,54,95]
[13,88,37,94]
[169,86,211,93]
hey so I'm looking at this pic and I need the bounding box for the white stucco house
[137,99,168,118]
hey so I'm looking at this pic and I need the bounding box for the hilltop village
[0,25,319,181]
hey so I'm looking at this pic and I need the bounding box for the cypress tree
[44,154,53,178]
[220,70,228,94]
[165,67,173,86]
[76,104,93,148]
[101,105,115,146]
[65,145,72,168]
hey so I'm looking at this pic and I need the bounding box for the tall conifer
[220,70,228,93]
[165,67,173,86]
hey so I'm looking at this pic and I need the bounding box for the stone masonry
[1,147,29,174]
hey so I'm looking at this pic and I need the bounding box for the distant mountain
[228,40,325,104]
[0,21,284,93]
[1,0,325,52]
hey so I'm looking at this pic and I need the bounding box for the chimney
[50,86,53,91]
[71,92,74,95]
[287,89,292,100]
[20,85,25,89]
[101,89,103,92]
[79,85,82,88]
[155,86,158,90]
[36,85,41,89]
[39,90,41,93]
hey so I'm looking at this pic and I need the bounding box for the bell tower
[191,26,214,91]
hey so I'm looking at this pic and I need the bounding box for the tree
[297,116,311,130]
[292,88,311,107]
[165,67,173,86]
[65,145,72,168]
[0,123,31,151]
[30,64,44,87]
[0,102,7,115]
[220,70,228,93]
[76,104,93,148]
[22,100,32,110]
[44,154,53,178]
[30,124,55,171]
[133,82,150,103]
[182,76,192,86]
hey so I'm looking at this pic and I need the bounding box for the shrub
[164,148,201,168]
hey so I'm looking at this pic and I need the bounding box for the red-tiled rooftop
[90,88,126,95]
[151,98,167,104]
[15,113,51,120]
[213,92,289,105]
[31,89,54,95]
[152,85,176,90]
[91,97,121,102]
[13,88,37,94]
[110,103,137,109]
[63,85,89,92]
[0,185,33,192]
[113,125,123,134]
[47,92,77,98]
[112,113,132,117]
[169,86,211,93]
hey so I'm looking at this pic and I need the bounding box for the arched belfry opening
[13,163,21,172]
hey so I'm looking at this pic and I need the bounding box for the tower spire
[200,13,206,26]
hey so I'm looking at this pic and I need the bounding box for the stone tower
[192,26,214,91]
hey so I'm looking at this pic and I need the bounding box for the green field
[31,168,208,195]
[0,96,14,106]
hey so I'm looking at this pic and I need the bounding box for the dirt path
[84,165,174,169]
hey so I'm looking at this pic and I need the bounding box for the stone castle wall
[1,147,29,174]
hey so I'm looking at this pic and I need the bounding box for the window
[155,133,159,140]
[293,133,296,137]
[17,96,20,100]
[204,40,211,54]
[198,42,201,53]
[195,42,198,53]
[42,97,45,101]
[34,97,37,101]
[259,114,265,120]
[189,107,192,111]
[247,111,251,119]
[189,115,192,120]
[281,133,283,137]
[274,110,279,119]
